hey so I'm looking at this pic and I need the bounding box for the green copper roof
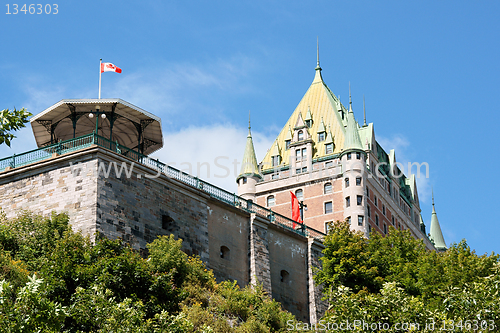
[342,107,363,152]
[237,124,262,182]
[429,194,447,251]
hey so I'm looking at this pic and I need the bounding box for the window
[383,224,387,234]
[318,132,325,142]
[347,216,351,224]
[280,270,290,283]
[302,148,307,160]
[272,156,280,167]
[358,216,364,226]
[325,143,333,154]
[298,130,304,141]
[272,174,279,180]
[296,168,302,174]
[295,189,303,201]
[383,205,386,215]
[325,222,332,233]
[324,182,332,194]
[162,215,174,230]
[347,153,351,160]
[356,152,361,160]
[325,161,333,168]
[345,177,350,188]
[220,246,230,259]
[357,195,362,206]
[302,167,307,173]
[285,140,291,150]
[374,196,378,206]
[345,196,350,208]
[267,195,275,207]
[305,120,312,128]
[324,201,333,214]
[366,187,370,197]
[356,177,362,186]
[367,205,371,218]
[242,177,247,184]
[296,149,301,161]
[369,225,372,233]
[375,215,379,226]
[392,216,395,225]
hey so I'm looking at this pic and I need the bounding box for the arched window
[267,195,275,207]
[324,182,332,194]
[280,270,290,283]
[297,130,304,141]
[295,189,303,201]
[220,246,230,259]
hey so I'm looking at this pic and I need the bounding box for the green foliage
[0,212,299,332]
[0,108,32,147]
[0,275,66,332]
[316,221,500,332]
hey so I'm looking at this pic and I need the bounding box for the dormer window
[285,140,291,150]
[318,132,325,142]
[297,130,304,141]
[305,119,312,128]
[325,143,333,154]
[272,155,281,167]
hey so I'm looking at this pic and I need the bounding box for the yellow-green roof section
[261,64,348,172]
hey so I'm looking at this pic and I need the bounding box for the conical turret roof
[429,194,447,251]
[237,120,262,182]
[342,107,363,152]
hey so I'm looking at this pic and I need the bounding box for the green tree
[316,220,500,332]
[0,108,32,147]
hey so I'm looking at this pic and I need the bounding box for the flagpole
[98,58,102,99]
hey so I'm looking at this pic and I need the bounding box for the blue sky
[1,1,499,255]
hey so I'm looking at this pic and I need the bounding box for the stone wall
[0,146,326,323]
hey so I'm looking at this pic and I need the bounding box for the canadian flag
[290,191,303,228]
[101,62,122,73]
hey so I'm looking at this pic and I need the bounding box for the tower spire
[429,189,447,251]
[248,110,251,136]
[349,82,352,112]
[313,37,323,83]
[363,95,367,126]
[316,36,321,70]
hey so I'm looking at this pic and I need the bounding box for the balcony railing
[0,133,325,241]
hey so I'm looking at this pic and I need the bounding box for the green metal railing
[0,133,325,241]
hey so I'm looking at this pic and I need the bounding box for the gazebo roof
[30,99,163,155]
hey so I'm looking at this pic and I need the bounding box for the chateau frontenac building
[0,53,447,324]
[237,56,447,251]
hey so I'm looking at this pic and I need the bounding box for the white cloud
[377,134,431,204]
[152,124,275,193]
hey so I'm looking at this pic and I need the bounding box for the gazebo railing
[0,133,325,241]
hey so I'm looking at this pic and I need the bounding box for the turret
[429,191,447,251]
[340,91,368,236]
[236,115,262,201]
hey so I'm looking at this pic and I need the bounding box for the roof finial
[316,36,320,69]
[248,110,252,136]
[349,82,352,112]
[363,95,367,126]
[432,187,435,207]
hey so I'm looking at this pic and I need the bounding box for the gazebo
[30,99,163,155]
